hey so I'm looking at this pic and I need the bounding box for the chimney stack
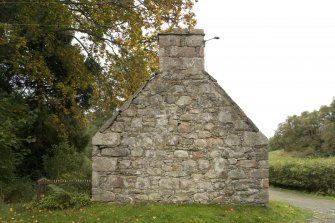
[158,29,205,74]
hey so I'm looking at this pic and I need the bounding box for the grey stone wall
[92,29,269,205]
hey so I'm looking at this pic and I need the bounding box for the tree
[0,0,197,186]
[269,101,335,156]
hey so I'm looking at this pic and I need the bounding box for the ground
[269,187,335,223]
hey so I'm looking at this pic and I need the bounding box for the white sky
[194,0,335,138]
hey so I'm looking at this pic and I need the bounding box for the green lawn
[0,201,311,223]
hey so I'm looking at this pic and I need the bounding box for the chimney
[158,29,205,74]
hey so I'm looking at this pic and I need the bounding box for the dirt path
[269,187,335,223]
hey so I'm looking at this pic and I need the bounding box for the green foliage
[269,101,335,156]
[1,201,311,223]
[43,143,91,179]
[269,151,335,195]
[0,0,196,202]
[33,185,91,210]
[0,178,35,203]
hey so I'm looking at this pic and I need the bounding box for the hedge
[269,152,335,195]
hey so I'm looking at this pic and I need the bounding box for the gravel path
[269,187,335,223]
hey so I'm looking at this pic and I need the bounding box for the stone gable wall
[92,29,269,205]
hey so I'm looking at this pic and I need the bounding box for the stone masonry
[92,29,269,205]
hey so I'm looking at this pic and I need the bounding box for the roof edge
[203,71,259,132]
[98,73,158,133]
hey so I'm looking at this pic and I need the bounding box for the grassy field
[0,201,311,223]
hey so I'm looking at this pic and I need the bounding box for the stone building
[92,29,269,205]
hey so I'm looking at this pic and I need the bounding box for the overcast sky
[194,0,335,137]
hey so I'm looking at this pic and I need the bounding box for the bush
[43,143,91,179]
[34,184,91,210]
[0,178,35,203]
[269,151,335,195]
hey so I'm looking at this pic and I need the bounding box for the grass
[0,201,311,223]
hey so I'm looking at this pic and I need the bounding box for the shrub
[0,178,35,203]
[269,151,335,195]
[34,184,91,210]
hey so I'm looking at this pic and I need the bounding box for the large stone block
[194,193,209,203]
[243,132,268,146]
[176,96,192,106]
[174,150,189,158]
[159,178,180,189]
[92,157,117,172]
[92,132,121,146]
[218,111,233,122]
[108,175,125,188]
[236,159,257,168]
[225,134,241,146]
[101,148,130,157]
[213,157,228,174]
[185,35,204,47]
[159,35,181,47]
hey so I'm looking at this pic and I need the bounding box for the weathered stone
[92,157,117,172]
[147,168,162,176]
[198,131,211,138]
[157,116,169,126]
[92,188,115,202]
[194,139,207,147]
[180,114,194,121]
[202,113,213,121]
[194,193,209,203]
[101,148,130,157]
[218,111,232,122]
[135,177,150,189]
[131,118,143,128]
[131,148,143,157]
[92,132,121,146]
[159,178,180,189]
[166,135,179,146]
[250,169,269,179]
[135,133,153,146]
[210,150,222,158]
[174,150,189,158]
[176,96,192,106]
[108,176,125,188]
[182,160,197,173]
[197,181,213,191]
[92,171,99,188]
[180,179,193,190]
[225,134,240,146]
[198,159,210,170]
[121,137,136,146]
[213,157,228,174]
[119,160,131,168]
[236,159,257,168]
[92,29,268,206]
[243,132,268,146]
[234,120,249,131]
[148,193,160,201]
[228,158,237,165]
[205,123,215,130]
[228,169,246,180]
[178,122,191,133]
[262,179,269,188]
[111,122,125,132]
[212,196,225,204]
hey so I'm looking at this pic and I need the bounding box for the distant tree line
[269,101,335,156]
